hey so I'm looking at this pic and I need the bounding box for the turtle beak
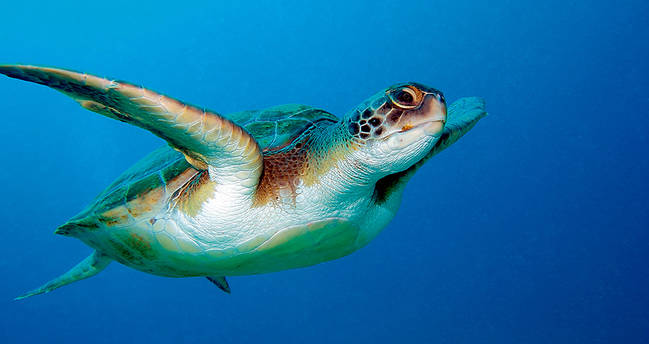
[423,92,446,124]
[398,92,446,134]
[384,94,447,149]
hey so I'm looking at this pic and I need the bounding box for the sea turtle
[0,65,486,299]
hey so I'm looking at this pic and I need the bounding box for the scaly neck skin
[311,119,426,197]
[307,119,384,199]
[314,120,424,248]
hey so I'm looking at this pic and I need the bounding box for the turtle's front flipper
[0,65,263,192]
[412,97,487,169]
[15,251,111,300]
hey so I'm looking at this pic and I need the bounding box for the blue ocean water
[0,0,647,342]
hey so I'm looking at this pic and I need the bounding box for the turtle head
[344,82,446,178]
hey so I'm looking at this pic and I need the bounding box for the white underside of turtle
[0,65,486,299]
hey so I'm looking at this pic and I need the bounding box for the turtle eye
[396,90,413,103]
[388,86,423,109]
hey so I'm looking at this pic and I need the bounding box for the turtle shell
[227,104,338,150]
[58,104,338,233]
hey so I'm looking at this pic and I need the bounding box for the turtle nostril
[433,91,445,104]
[424,88,445,104]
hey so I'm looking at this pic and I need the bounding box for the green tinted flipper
[206,276,231,294]
[429,97,487,158]
[15,251,111,300]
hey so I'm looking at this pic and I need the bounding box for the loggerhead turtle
[0,65,486,299]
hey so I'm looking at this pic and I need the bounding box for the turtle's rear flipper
[15,251,111,300]
[206,276,231,294]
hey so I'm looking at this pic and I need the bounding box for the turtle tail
[55,217,99,237]
[15,250,111,300]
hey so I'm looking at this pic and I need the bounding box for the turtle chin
[385,125,442,171]
[358,123,443,178]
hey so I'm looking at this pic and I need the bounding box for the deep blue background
[1,1,647,343]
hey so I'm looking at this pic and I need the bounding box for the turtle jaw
[381,92,447,149]
[383,119,445,150]
[354,119,444,179]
